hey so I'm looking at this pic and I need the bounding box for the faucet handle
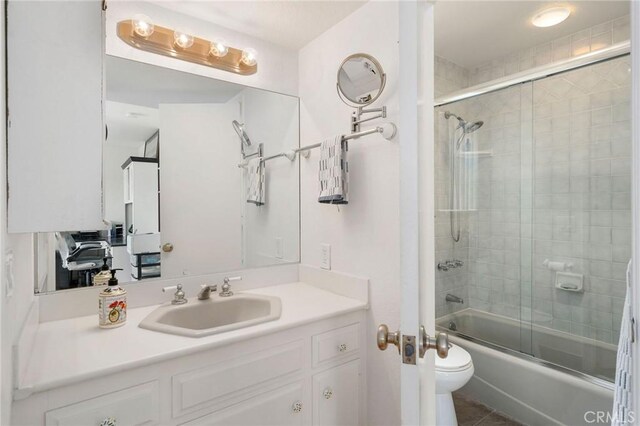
[163,284,187,305]
[220,276,240,297]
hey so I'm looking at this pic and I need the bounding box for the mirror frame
[336,53,386,107]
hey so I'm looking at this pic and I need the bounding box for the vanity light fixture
[117,19,258,75]
[240,48,258,67]
[132,14,154,37]
[532,6,571,28]
[173,30,194,49]
[210,38,229,58]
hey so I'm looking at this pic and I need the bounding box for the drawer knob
[323,387,333,399]
[292,400,303,413]
[338,343,347,352]
[100,418,117,426]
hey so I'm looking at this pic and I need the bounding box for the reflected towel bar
[238,123,396,168]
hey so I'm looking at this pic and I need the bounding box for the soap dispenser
[98,269,127,329]
[92,257,112,286]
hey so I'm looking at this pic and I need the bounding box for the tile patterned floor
[453,391,524,426]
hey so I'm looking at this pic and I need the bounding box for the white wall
[298,2,401,424]
[106,2,298,97]
[241,88,300,267]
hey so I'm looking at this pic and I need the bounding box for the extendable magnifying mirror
[336,53,386,107]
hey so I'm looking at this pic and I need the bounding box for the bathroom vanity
[12,282,368,426]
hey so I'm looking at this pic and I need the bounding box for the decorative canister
[98,269,127,328]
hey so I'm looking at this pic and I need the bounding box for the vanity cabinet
[7,0,105,232]
[12,311,366,426]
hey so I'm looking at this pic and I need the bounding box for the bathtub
[437,309,615,426]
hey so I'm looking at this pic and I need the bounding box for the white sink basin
[139,293,282,337]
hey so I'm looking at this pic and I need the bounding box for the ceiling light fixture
[118,19,258,75]
[532,6,571,28]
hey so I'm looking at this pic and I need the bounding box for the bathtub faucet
[446,294,464,304]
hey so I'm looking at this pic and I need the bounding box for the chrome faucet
[446,293,464,304]
[197,284,218,300]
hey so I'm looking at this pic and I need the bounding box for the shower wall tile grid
[434,16,631,344]
[468,15,630,87]
[435,64,471,318]
[529,56,630,344]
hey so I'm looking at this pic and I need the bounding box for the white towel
[318,135,348,204]
[246,157,265,206]
[612,259,633,425]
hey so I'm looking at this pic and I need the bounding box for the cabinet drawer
[312,323,359,367]
[313,360,360,426]
[45,381,159,426]
[173,340,305,417]
[181,381,306,426]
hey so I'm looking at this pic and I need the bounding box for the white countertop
[19,282,367,395]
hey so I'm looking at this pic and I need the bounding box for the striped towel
[246,157,265,206]
[612,259,633,425]
[318,135,348,204]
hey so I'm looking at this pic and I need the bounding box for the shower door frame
[630,2,640,417]
[432,14,640,406]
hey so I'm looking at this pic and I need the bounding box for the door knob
[420,326,449,358]
[377,324,401,353]
[162,243,174,253]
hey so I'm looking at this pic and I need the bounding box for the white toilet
[435,343,474,426]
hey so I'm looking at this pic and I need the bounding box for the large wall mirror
[35,56,300,293]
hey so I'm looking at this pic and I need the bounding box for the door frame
[398,1,437,425]
[631,0,640,418]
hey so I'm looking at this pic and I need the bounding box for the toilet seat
[435,344,472,372]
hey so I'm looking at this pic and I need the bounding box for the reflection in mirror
[337,53,386,106]
[36,56,300,293]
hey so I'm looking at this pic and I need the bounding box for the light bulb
[209,39,229,58]
[173,30,194,49]
[240,48,258,66]
[132,14,154,37]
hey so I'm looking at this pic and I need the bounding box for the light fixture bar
[117,20,257,76]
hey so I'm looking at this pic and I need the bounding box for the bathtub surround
[435,24,632,346]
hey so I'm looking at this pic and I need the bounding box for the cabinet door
[182,381,307,426]
[7,0,104,232]
[313,360,360,426]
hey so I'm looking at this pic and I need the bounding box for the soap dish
[555,271,583,292]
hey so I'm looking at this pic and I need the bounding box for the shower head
[465,121,483,133]
[444,111,483,134]
[232,120,252,147]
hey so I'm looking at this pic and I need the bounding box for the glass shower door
[435,82,534,354]
[527,55,631,381]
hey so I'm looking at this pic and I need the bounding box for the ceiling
[435,1,630,69]
[106,101,159,148]
[150,0,367,50]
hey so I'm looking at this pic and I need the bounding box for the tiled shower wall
[435,59,471,318]
[529,56,631,344]
[434,16,631,344]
